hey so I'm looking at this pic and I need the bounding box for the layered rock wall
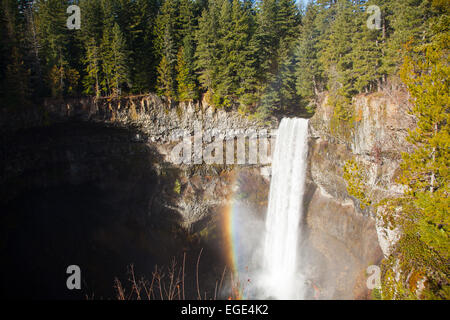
[303,89,415,299]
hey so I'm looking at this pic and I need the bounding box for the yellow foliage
[343,158,371,209]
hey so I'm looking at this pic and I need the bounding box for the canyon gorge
[0,88,414,299]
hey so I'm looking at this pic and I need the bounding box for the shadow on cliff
[0,121,221,300]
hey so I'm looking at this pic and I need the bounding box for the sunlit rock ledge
[39,94,277,144]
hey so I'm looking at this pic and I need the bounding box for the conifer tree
[234,0,259,109]
[127,0,159,93]
[295,2,324,101]
[155,0,181,99]
[320,0,359,97]
[318,0,360,121]
[380,12,449,298]
[156,25,177,98]
[195,0,221,97]
[177,0,199,101]
[0,0,30,107]
[35,0,73,97]
[176,45,197,101]
[21,0,44,100]
[253,0,280,83]
[80,0,104,97]
[81,0,104,42]
[83,38,102,97]
[101,22,130,96]
[157,55,175,98]
[155,0,181,57]
[352,2,384,93]
[384,0,439,74]
[111,23,130,95]
[276,0,301,56]
[256,0,301,116]
[214,0,234,105]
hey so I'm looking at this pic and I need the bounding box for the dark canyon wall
[0,90,413,299]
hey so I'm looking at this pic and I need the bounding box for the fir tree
[101,22,130,96]
[127,0,159,93]
[35,0,73,97]
[21,0,44,100]
[320,0,360,98]
[254,0,280,83]
[234,0,259,109]
[177,0,199,101]
[156,55,171,97]
[256,0,301,116]
[384,0,439,74]
[155,0,181,98]
[156,24,177,98]
[195,0,221,97]
[214,0,234,105]
[352,2,384,93]
[276,0,301,56]
[176,46,198,101]
[380,6,449,299]
[110,23,130,96]
[295,2,324,101]
[83,38,101,97]
[0,0,30,107]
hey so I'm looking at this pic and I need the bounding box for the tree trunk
[430,123,438,193]
[26,6,43,91]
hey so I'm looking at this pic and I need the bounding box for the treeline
[341,0,449,299]
[0,0,446,118]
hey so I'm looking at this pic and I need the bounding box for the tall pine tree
[380,8,449,299]
[155,0,181,99]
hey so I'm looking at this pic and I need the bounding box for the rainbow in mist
[221,171,268,300]
[222,174,247,299]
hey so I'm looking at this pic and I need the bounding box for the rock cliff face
[2,94,275,229]
[0,96,273,299]
[0,94,277,234]
[303,89,415,299]
[39,94,275,143]
[1,94,273,137]
[0,90,413,299]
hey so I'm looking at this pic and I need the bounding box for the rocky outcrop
[0,100,272,299]
[1,94,275,137]
[303,89,415,299]
[38,94,276,144]
[1,94,275,231]
[0,89,415,300]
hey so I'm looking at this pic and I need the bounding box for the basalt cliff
[0,90,413,299]
[303,88,415,299]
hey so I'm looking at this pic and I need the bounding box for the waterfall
[261,118,309,300]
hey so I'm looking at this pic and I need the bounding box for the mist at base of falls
[229,118,310,300]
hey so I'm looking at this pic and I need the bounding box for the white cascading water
[261,118,309,300]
